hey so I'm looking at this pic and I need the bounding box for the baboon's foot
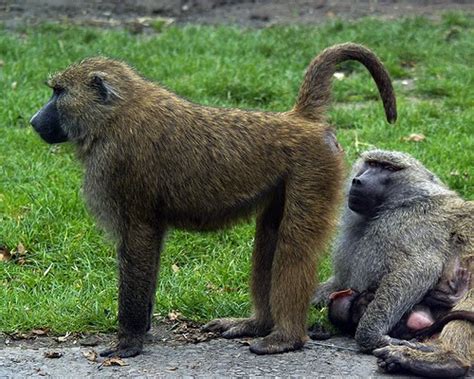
[374,345,469,378]
[386,337,436,352]
[202,317,272,338]
[249,331,307,355]
[308,323,333,340]
[100,334,144,358]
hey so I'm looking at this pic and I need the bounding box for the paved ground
[1,0,473,29]
[1,334,392,378]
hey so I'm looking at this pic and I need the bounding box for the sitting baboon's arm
[355,260,443,352]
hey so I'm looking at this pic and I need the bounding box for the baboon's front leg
[101,224,165,358]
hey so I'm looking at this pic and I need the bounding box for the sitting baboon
[312,150,473,377]
[30,43,396,357]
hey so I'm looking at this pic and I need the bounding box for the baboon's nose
[352,177,362,185]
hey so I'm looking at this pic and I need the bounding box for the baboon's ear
[89,72,121,103]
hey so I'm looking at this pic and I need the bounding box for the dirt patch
[1,0,473,29]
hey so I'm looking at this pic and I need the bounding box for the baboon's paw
[249,332,306,355]
[100,345,142,358]
[374,345,469,377]
[308,323,332,340]
[386,337,436,352]
[374,346,407,373]
[100,335,144,358]
[202,317,271,338]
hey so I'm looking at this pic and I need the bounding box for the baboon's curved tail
[293,43,397,123]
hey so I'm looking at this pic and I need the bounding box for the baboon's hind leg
[250,177,338,354]
[203,188,284,338]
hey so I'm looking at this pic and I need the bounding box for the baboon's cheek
[30,100,69,144]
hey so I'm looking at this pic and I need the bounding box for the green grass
[1,13,473,334]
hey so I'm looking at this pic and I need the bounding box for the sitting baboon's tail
[293,43,397,123]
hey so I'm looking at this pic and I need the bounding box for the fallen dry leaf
[0,246,11,262]
[102,357,128,367]
[170,318,218,344]
[3,243,30,265]
[83,350,98,362]
[402,133,426,142]
[16,243,26,255]
[167,310,182,321]
[44,351,62,359]
[32,329,49,336]
[54,332,71,342]
[171,263,180,273]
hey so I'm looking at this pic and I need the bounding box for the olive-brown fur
[38,43,396,357]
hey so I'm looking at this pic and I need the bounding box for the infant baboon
[312,150,473,377]
[30,43,396,358]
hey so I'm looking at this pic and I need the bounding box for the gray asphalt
[0,336,399,378]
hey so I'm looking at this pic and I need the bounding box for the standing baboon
[30,43,396,358]
[312,150,473,377]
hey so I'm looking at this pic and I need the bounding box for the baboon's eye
[367,161,379,168]
[53,85,64,96]
[384,164,401,172]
